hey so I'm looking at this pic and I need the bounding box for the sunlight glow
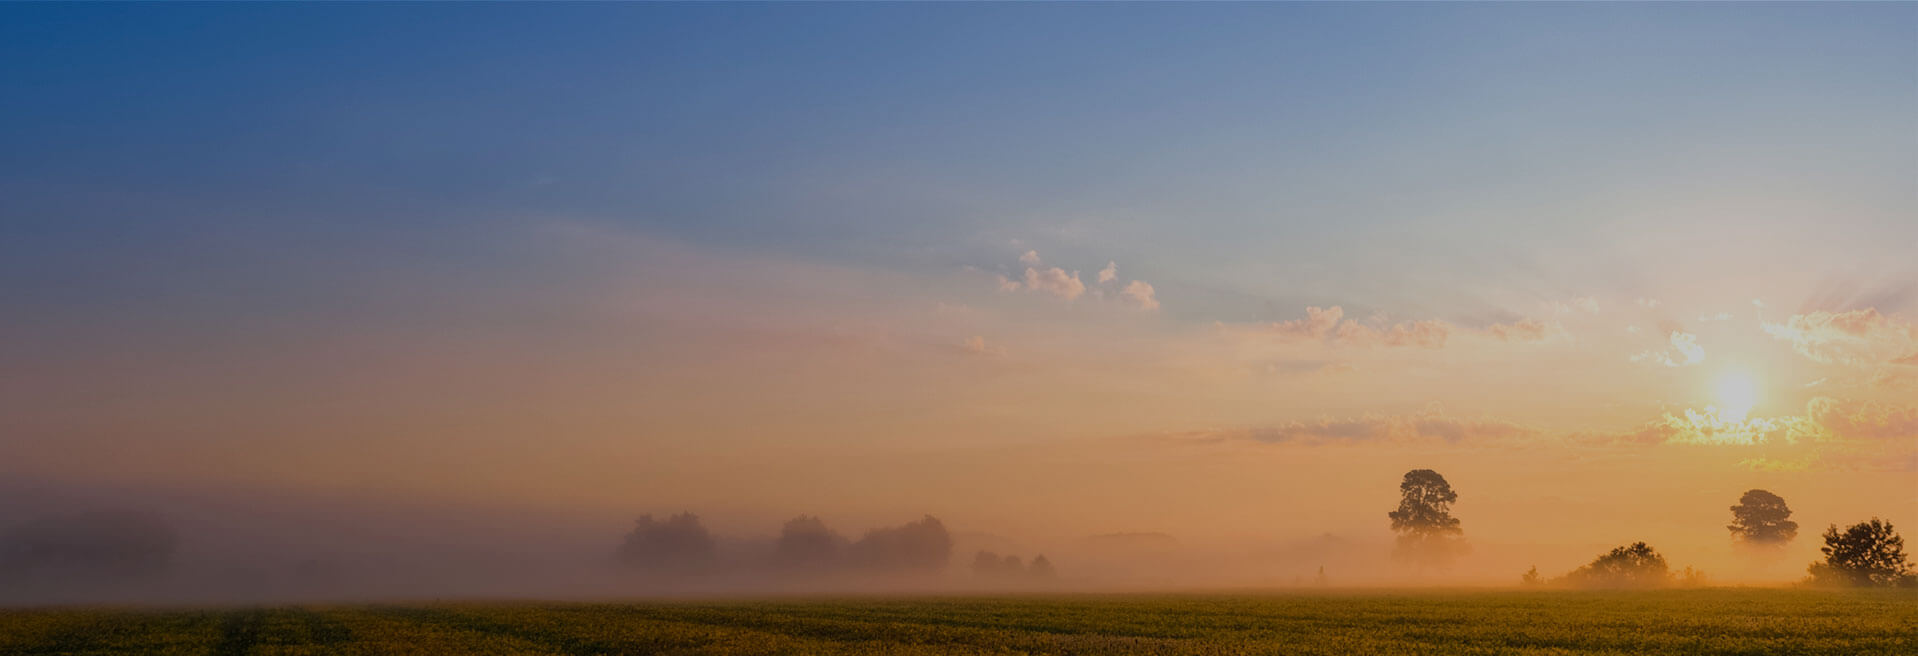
[1714,371,1759,422]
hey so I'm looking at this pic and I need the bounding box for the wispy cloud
[1763,308,1917,366]
[1631,331,1704,367]
[1171,408,1536,446]
[1261,306,1449,348]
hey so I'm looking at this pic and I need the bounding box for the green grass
[1,589,1912,655]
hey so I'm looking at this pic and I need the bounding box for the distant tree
[1563,542,1669,589]
[847,515,951,573]
[0,510,176,582]
[1028,554,1056,579]
[972,550,1003,578]
[1314,565,1327,586]
[1001,554,1025,576]
[1728,489,1798,547]
[615,513,715,572]
[1520,566,1540,586]
[1677,566,1708,587]
[1806,518,1913,588]
[774,515,845,571]
[1388,469,1463,565]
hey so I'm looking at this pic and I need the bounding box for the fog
[0,470,1852,608]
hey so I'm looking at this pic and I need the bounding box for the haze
[1,3,1913,605]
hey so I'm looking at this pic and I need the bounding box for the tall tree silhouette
[1727,489,1798,546]
[1807,518,1912,587]
[1388,469,1463,565]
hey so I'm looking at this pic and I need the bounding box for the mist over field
[3,1,1915,626]
[0,470,1846,607]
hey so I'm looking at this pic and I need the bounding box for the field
[0,589,1912,655]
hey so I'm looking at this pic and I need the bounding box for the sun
[1715,371,1759,422]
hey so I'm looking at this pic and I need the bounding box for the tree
[1806,518,1912,587]
[1520,566,1540,586]
[615,512,715,572]
[1728,489,1798,546]
[0,510,176,582]
[1028,554,1056,579]
[971,550,1004,578]
[1563,542,1669,589]
[847,515,951,573]
[1388,469,1463,564]
[774,515,845,571]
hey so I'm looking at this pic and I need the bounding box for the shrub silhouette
[1562,542,1669,589]
[1806,518,1913,587]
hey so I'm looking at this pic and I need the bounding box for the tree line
[614,512,1059,583]
[1388,468,1914,588]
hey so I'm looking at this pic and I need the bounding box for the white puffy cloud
[1098,261,1118,284]
[1122,280,1158,311]
[1022,266,1086,301]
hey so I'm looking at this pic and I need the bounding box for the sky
[1,3,1915,590]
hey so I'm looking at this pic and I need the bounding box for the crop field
[0,589,1912,655]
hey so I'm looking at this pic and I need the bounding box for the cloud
[1486,318,1556,343]
[1121,280,1159,311]
[1805,397,1918,441]
[1334,318,1449,348]
[1580,397,1915,447]
[1580,407,1813,446]
[1551,297,1600,316]
[1763,308,1918,365]
[1259,306,1449,348]
[1174,409,1536,446]
[1266,306,1346,341]
[1631,331,1704,367]
[1019,250,1042,266]
[1737,457,1814,473]
[1636,298,1660,309]
[959,335,1005,358]
[1097,261,1118,284]
[1020,266,1086,301]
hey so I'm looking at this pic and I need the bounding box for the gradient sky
[2,3,1914,580]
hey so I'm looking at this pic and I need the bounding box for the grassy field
[0,589,1912,655]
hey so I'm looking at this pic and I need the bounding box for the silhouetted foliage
[1520,566,1540,586]
[615,513,715,573]
[974,550,1057,583]
[847,515,951,573]
[1806,518,1913,588]
[1388,469,1463,565]
[774,515,846,571]
[972,550,1005,578]
[1028,554,1056,579]
[1728,489,1798,546]
[1562,542,1669,589]
[0,510,176,582]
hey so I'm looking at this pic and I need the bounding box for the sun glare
[1714,371,1759,422]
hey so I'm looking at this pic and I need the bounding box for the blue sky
[6,3,1913,323]
[2,4,1915,545]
